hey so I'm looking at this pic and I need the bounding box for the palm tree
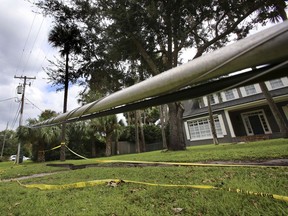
[17,118,60,162]
[90,115,119,157]
[79,89,122,156]
[48,22,83,161]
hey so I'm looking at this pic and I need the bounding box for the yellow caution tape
[46,143,88,160]
[92,159,286,168]
[219,187,288,203]
[65,145,88,160]
[17,179,118,190]
[40,145,61,153]
[123,179,215,189]
[49,145,61,151]
[17,179,288,202]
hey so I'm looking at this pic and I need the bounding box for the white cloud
[0,0,84,131]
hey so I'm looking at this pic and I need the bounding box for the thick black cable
[72,62,288,123]
[30,62,288,128]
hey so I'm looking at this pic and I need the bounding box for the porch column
[224,110,236,138]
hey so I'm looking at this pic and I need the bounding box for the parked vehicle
[9,155,16,161]
[9,155,30,161]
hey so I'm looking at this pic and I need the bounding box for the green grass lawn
[0,139,287,215]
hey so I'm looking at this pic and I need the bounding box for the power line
[0,97,17,103]
[25,97,43,112]
[15,12,37,75]
[11,102,21,130]
[22,17,45,75]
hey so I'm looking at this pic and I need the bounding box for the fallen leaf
[107,181,118,187]
[14,202,21,207]
[107,180,125,187]
[172,207,184,213]
[202,179,216,183]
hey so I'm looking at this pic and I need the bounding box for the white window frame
[198,97,205,108]
[265,77,288,90]
[221,88,239,102]
[185,115,226,141]
[240,84,261,97]
[202,94,219,107]
[241,109,272,136]
[244,84,257,95]
[203,96,208,107]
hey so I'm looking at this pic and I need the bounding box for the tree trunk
[167,102,186,150]
[259,82,288,137]
[126,112,131,125]
[207,95,219,145]
[60,124,66,161]
[60,52,69,161]
[135,110,140,153]
[116,139,120,155]
[91,141,96,157]
[114,128,120,155]
[105,133,113,157]
[138,110,146,152]
[159,105,168,149]
[37,142,45,162]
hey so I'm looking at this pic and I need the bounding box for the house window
[209,95,216,104]
[241,110,271,135]
[187,116,223,140]
[244,85,257,95]
[224,89,236,101]
[269,79,284,89]
[198,98,205,108]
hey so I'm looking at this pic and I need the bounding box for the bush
[119,125,162,144]
[143,125,162,143]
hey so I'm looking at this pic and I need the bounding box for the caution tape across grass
[17,178,288,203]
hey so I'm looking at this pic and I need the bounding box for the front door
[248,115,264,135]
[241,110,271,136]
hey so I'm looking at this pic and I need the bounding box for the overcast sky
[0,0,84,131]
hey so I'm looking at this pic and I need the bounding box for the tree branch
[193,7,257,58]
[131,35,160,76]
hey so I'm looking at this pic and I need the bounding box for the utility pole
[14,75,36,164]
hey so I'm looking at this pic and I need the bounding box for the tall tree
[36,0,288,150]
[96,0,287,150]
[48,20,83,161]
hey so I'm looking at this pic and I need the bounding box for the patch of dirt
[2,159,286,182]
[46,158,288,170]
[46,162,171,170]
[0,171,65,183]
[203,159,288,166]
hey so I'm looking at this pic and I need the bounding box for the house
[182,77,288,145]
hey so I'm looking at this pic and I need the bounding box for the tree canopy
[35,0,287,150]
